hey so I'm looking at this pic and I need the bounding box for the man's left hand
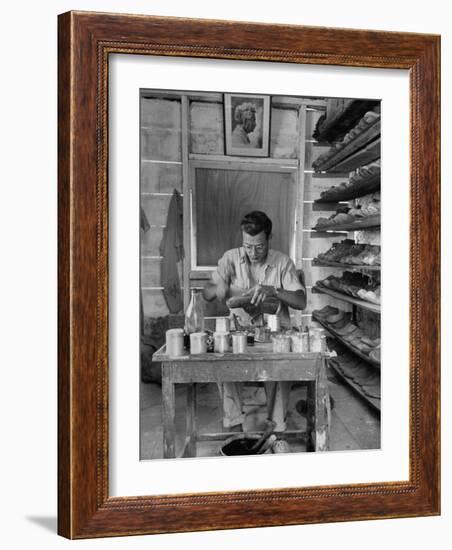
[245,284,278,306]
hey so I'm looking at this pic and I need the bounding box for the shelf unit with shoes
[308,99,381,412]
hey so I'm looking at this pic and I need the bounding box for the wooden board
[270,107,299,158]
[322,138,380,174]
[312,258,380,271]
[141,127,182,161]
[329,361,380,413]
[141,194,173,227]
[312,286,381,314]
[141,96,182,129]
[141,164,183,193]
[189,101,224,154]
[141,226,164,257]
[312,214,380,231]
[314,172,380,202]
[142,289,171,317]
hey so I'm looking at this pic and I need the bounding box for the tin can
[267,314,280,332]
[232,332,247,354]
[190,332,207,354]
[254,326,271,343]
[272,334,291,353]
[290,332,305,353]
[214,331,230,353]
[165,328,184,357]
[215,317,230,332]
[309,328,326,352]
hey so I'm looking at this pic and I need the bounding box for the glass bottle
[184,289,205,334]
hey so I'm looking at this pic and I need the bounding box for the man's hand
[245,284,278,306]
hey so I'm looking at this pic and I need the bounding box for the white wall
[0,0,449,548]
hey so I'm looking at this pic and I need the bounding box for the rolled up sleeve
[281,260,305,293]
[211,252,234,286]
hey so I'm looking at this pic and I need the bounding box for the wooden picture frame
[58,11,440,538]
[224,93,271,156]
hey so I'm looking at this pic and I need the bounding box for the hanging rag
[159,189,184,313]
[140,206,151,336]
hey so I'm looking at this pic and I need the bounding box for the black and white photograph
[224,93,270,156]
[140,90,381,460]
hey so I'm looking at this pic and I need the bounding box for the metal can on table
[190,332,207,354]
[272,334,291,353]
[267,314,280,332]
[309,328,326,352]
[165,328,184,357]
[214,331,230,353]
[215,317,230,332]
[232,332,247,354]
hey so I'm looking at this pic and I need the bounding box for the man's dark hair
[240,211,272,239]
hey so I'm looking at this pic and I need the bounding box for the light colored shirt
[211,247,305,327]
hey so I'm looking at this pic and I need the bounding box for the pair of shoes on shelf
[312,305,339,321]
[357,288,381,304]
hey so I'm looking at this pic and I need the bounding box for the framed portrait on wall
[224,93,271,156]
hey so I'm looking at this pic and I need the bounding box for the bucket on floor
[219,434,263,456]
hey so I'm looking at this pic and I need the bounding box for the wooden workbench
[152,343,331,458]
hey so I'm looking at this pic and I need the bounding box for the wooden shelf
[313,120,380,173]
[328,360,380,413]
[312,259,380,271]
[312,285,381,314]
[313,100,380,143]
[313,214,380,232]
[312,314,380,368]
[314,171,380,203]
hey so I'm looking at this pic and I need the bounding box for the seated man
[203,211,306,431]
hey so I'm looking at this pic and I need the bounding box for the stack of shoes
[349,159,381,186]
[328,345,380,406]
[317,160,381,202]
[313,309,381,365]
[315,239,380,267]
[314,192,380,230]
[312,111,381,170]
[314,271,380,305]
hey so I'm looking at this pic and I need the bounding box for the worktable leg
[306,381,316,452]
[185,383,197,457]
[162,365,176,459]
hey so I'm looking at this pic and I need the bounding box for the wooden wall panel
[141,195,172,227]
[141,226,164,257]
[141,163,183,193]
[142,289,170,317]
[141,258,162,287]
[194,167,296,266]
[270,108,298,158]
[190,101,224,154]
[141,128,182,161]
[141,97,182,129]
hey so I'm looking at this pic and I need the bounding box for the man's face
[242,111,256,134]
[242,230,269,264]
